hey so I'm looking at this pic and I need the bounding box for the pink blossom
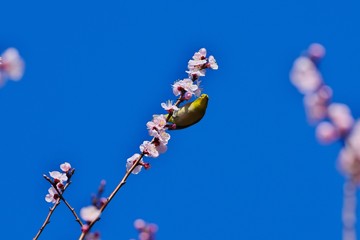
[147,115,168,140]
[0,48,24,83]
[45,187,59,203]
[290,56,322,94]
[140,141,159,157]
[126,153,143,174]
[157,130,170,144]
[60,162,71,172]
[155,142,167,154]
[161,100,179,112]
[80,205,101,222]
[208,55,218,70]
[172,78,199,96]
[186,64,206,78]
[193,48,207,60]
[184,91,193,100]
[149,129,170,144]
[147,115,167,132]
[153,114,167,127]
[188,48,207,67]
[316,121,338,144]
[49,171,68,183]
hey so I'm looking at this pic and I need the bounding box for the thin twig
[33,199,61,240]
[43,175,84,227]
[33,169,76,240]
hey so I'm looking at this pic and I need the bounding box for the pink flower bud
[100,197,107,206]
[81,224,89,233]
[143,163,151,169]
[184,92,192,100]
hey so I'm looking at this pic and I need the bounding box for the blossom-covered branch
[290,43,358,240]
[79,48,218,239]
[32,48,217,239]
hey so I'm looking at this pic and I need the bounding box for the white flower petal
[80,205,101,222]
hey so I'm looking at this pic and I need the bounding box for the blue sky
[1,0,360,239]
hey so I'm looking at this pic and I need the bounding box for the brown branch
[78,153,145,239]
[43,174,84,227]
[33,169,76,240]
[33,199,61,240]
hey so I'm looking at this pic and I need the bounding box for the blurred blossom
[347,121,360,158]
[304,94,326,122]
[134,219,146,229]
[0,48,24,84]
[317,85,333,99]
[328,103,354,134]
[316,121,338,144]
[139,232,150,240]
[45,187,59,203]
[290,56,322,94]
[302,85,332,122]
[291,43,359,240]
[133,219,158,240]
[84,232,100,240]
[126,153,143,174]
[80,205,101,222]
[308,43,326,60]
[338,148,360,182]
[60,162,72,172]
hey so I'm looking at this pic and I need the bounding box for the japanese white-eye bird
[167,94,209,130]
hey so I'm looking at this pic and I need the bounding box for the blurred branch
[342,180,357,240]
